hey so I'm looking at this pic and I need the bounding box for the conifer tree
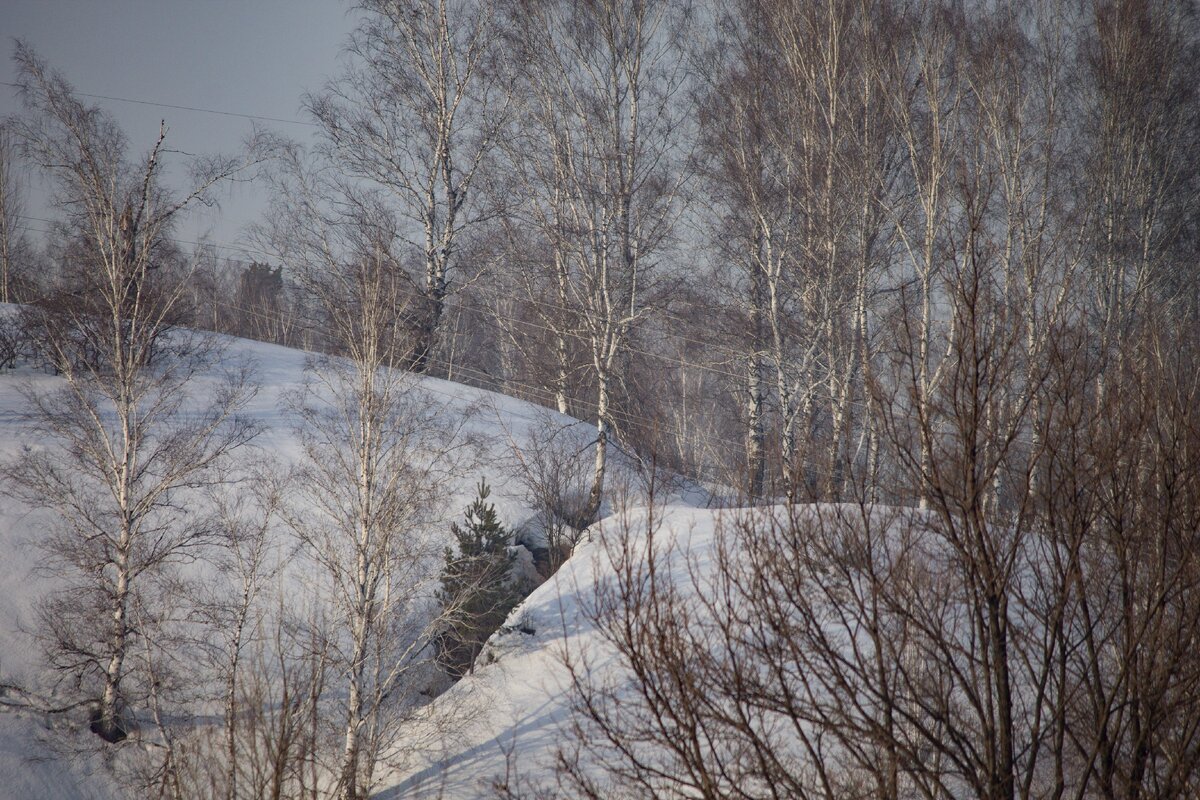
[437,480,523,677]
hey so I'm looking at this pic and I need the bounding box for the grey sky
[2,0,356,258]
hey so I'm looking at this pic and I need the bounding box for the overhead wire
[174,293,927,493]
[161,294,762,487]
[0,81,317,128]
[226,297,751,463]
[16,215,753,381]
[166,287,763,470]
[207,291,1045,471]
[6,245,1018,493]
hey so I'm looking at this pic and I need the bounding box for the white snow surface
[0,324,714,799]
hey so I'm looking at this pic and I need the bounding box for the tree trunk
[746,230,768,499]
[746,351,766,500]
[338,616,368,800]
[95,559,130,742]
[583,371,609,526]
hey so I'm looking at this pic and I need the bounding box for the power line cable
[0,83,779,364]
[190,297,916,488]
[0,81,317,128]
[162,287,758,467]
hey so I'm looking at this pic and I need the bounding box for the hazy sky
[1,0,356,257]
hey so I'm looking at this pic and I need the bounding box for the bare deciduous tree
[500,0,690,524]
[0,42,261,744]
[0,126,32,305]
[264,138,478,796]
[561,317,1200,800]
[503,411,596,572]
[309,0,505,374]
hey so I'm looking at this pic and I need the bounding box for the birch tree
[0,127,32,304]
[560,244,1200,800]
[309,0,504,374]
[262,140,474,799]
[876,0,969,506]
[503,0,689,524]
[768,0,898,498]
[0,42,260,743]
[691,5,788,499]
[691,0,896,500]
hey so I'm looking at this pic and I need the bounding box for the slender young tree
[0,126,32,305]
[263,137,476,798]
[0,42,260,743]
[690,3,786,499]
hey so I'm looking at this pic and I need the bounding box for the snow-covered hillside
[375,503,727,798]
[0,329,712,799]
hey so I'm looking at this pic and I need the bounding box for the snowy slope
[0,334,588,668]
[0,326,710,799]
[375,503,727,798]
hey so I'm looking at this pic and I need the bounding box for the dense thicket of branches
[544,2,1200,797]
[564,326,1200,797]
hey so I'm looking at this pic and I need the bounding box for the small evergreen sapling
[436,480,523,677]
